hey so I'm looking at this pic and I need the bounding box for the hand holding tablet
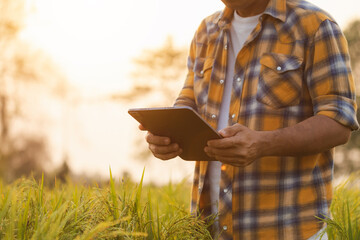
[128,106,221,161]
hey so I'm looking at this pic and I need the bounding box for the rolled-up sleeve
[306,19,359,130]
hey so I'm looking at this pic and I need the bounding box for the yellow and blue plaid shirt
[175,0,359,239]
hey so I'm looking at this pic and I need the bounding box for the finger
[139,124,146,131]
[149,143,180,155]
[219,123,245,137]
[204,147,215,158]
[204,146,237,157]
[207,137,238,149]
[155,149,183,161]
[146,132,171,146]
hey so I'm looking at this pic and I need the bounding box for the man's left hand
[204,123,262,167]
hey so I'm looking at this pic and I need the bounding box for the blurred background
[0,0,359,185]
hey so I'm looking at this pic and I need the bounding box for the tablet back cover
[128,107,221,161]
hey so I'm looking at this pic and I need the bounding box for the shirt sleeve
[306,19,359,130]
[174,32,198,111]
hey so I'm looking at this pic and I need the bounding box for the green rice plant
[0,169,212,239]
[1,170,359,239]
[109,168,120,220]
[319,172,360,240]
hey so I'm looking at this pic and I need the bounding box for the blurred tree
[54,156,71,183]
[0,137,50,181]
[111,36,188,106]
[0,0,68,182]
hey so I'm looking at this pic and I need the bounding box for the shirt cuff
[313,95,359,131]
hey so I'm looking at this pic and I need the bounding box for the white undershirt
[208,11,261,217]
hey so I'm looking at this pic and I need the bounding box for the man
[140,0,359,239]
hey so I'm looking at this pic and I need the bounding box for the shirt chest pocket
[256,53,303,108]
[193,57,214,109]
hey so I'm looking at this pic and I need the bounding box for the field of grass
[0,169,213,240]
[320,172,360,240]
[0,169,359,239]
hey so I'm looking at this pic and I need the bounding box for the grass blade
[109,167,119,219]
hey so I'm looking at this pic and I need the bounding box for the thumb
[219,123,245,137]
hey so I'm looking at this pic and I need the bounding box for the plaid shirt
[174,0,359,239]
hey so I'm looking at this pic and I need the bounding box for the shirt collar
[214,0,287,28]
[213,7,233,29]
[263,0,287,22]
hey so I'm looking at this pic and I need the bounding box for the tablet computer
[128,106,221,161]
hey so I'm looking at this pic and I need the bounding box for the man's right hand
[139,124,182,160]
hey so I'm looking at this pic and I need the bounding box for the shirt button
[200,70,204,75]
[236,77,241,82]
[211,114,216,119]
[219,79,224,84]
[223,188,229,193]
[276,66,282,71]
[223,225,228,231]
[231,114,236,119]
[224,44,228,50]
[198,186,202,192]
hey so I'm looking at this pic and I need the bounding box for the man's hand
[139,124,182,160]
[204,115,351,167]
[204,123,262,167]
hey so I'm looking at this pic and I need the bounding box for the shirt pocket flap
[260,53,303,73]
[194,57,214,78]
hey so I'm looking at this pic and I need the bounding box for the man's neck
[235,0,269,17]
